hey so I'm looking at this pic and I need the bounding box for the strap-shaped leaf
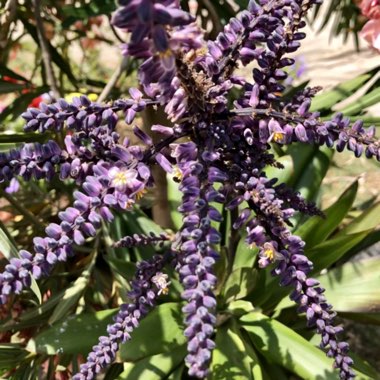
[296,180,358,248]
[118,348,186,380]
[119,302,186,362]
[310,73,371,111]
[317,257,380,313]
[26,309,117,355]
[240,312,373,379]
[211,321,261,380]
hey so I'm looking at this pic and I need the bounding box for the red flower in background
[0,75,46,110]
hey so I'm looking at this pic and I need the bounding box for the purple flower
[73,254,172,380]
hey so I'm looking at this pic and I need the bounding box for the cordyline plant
[0,0,379,379]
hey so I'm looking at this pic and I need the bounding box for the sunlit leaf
[317,257,380,313]
[27,309,117,355]
[296,180,358,248]
[240,312,372,379]
[167,175,182,230]
[310,73,371,111]
[211,321,257,380]
[120,302,186,362]
[118,348,186,380]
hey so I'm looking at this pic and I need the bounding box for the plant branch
[97,56,130,103]
[32,0,61,99]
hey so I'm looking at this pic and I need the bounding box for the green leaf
[166,365,184,380]
[304,201,380,272]
[345,229,380,259]
[340,87,380,115]
[0,226,19,260]
[27,309,117,355]
[30,278,42,306]
[120,302,186,362]
[211,321,257,380]
[310,73,371,111]
[264,155,294,186]
[167,175,182,230]
[340,201,380,235]
[282,144,318,187]
[306,231,369,273]
[240,312,371,379]
[296,180,358,248]
[317,257,380,313]
[293,146,333,202]
[0,344,30,369]
[222,267,258,303]
[104,364,124,380]
[232,234,258,270]
[227,300,255,317]
[48,255,95,324]
[117,348,186,380]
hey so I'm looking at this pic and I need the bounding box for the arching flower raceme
[73,254,172,380]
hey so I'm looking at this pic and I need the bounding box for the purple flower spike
[73,254,172,380]
[173,160,222,378]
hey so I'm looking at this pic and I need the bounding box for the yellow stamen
[173,167,183,181]
[159,49,173,59]
[113,172,129,188]
[264,247,275,261]
[273,132,285,143]
[135,188,147,201]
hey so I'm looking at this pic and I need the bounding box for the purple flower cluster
[112,0,202,100]
[73,254,170,380]
[21,93,147,133]
[235,174,354,378]
[0,152,151,305]
[0,140,62,183]
[171,142,225,377]
[2,0,380,379]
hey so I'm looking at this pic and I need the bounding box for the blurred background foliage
[0,0,379,379]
